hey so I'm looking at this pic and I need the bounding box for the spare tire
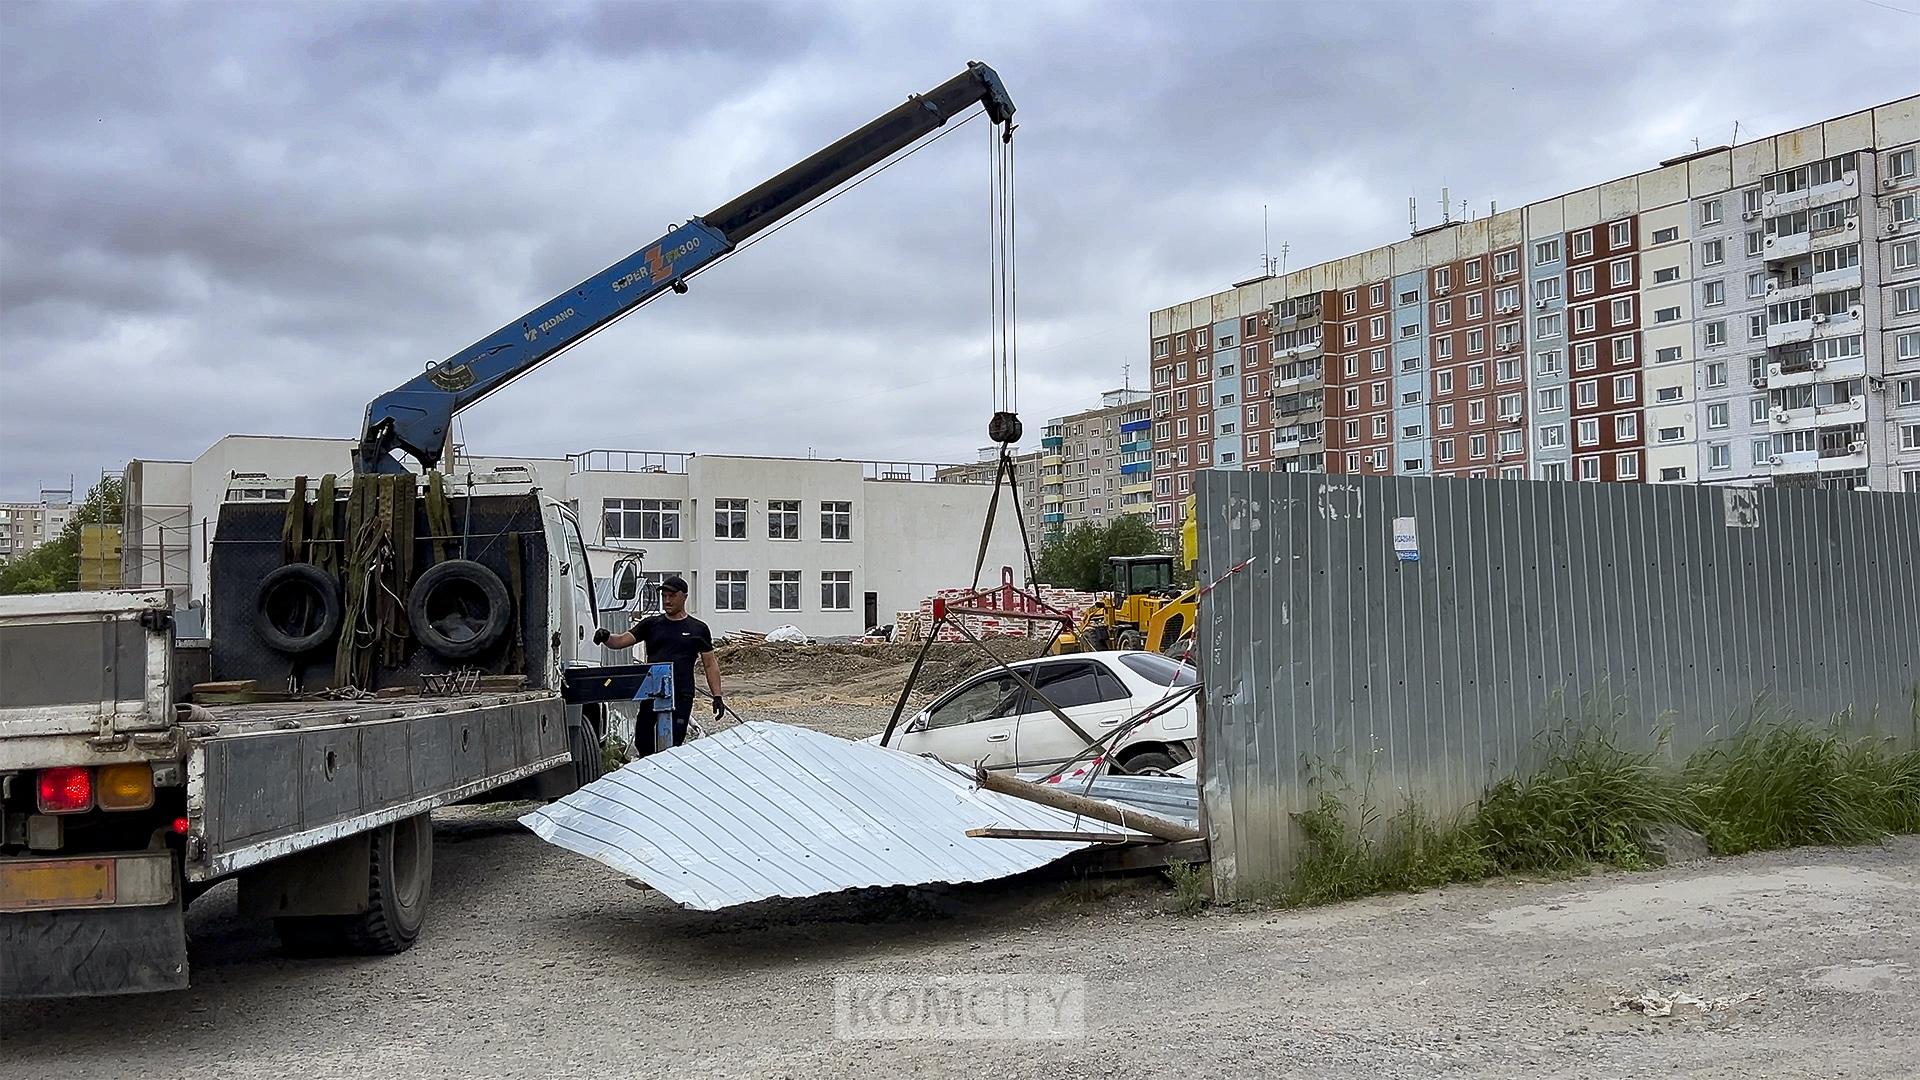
[254,563,343,655]
[407,558,513,660]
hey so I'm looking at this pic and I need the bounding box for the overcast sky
[2,1,1916,500]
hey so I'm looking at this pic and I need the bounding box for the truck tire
[1117,748,1178,775]
[407,559,512,660]
[1117,629,1145,651]
[254,563,342,655]
[571,706,606,789]
[273,815,432,956]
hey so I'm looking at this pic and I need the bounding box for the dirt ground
[5,653,1917,1078]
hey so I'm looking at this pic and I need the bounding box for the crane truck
[0,62,1015,999]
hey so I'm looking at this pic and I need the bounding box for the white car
[870,650,1198,775]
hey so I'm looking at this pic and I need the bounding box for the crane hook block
[988,411,1023,445]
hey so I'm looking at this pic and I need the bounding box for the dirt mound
[717,638,1047,706]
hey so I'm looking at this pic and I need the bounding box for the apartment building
[1038,388,1150,530]
[122,436,1024,638]
[0,493,75,565]
[1150,95,1920,527]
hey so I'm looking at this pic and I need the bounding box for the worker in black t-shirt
[593,575,724,746]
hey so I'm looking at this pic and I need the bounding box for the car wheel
[1118,749,1178,775]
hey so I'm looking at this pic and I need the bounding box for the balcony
[1042,511,1065,525]
[1042,492,1064,505]
[1041,453,1064,468]
[1769,449,1820,475]
[1040,435,1063,449]
[1763,230,1810,262]
[1121,479,1153,496]
[1120,438,1151,453]
[1119,460,1152,476]
[1766,317,1816,348]
[1120,418,1152,434]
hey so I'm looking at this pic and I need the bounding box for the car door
[895,671,1028,769]
[1012,658,1135,771]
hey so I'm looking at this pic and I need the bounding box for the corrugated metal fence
[1193,471,1920,898]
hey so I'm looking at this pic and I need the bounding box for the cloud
[3,0,1915,497]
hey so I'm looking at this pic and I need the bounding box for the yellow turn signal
[96,764,155,811]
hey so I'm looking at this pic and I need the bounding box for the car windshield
[1116,651,1197,687]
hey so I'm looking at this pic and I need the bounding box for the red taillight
[37,767,94,814]
[172,817,191,835]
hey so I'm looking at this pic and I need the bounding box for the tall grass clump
[1470,727,1693,873]
[1270,795,1490,907]
[1685,725,1920,854]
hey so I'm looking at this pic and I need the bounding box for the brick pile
[896,583,1102,643]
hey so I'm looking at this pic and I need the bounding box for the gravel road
[6,813,1916,1078]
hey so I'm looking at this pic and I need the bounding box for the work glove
[592,628,610,645]
[711,696,726,718]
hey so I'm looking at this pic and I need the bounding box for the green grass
[1256,717,1920,910]
[1163,859,1213,914]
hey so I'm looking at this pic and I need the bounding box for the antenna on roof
[1441,186,1451,224]
[1409,195,1418,235]
[1261,205,1278,276]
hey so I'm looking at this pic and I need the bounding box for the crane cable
[969,118,1039,591]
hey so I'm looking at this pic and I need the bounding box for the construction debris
[520,722,1176,911]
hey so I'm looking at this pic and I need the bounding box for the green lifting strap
[312,474,339,578]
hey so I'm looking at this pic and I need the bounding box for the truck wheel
[1117,629,1145,651]
[254,563,342,654]
[273,815,432,956]
[571,707,605,788]
[407,559,512,660]
[344,814,432,954]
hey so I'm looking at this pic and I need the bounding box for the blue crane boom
[357,61,1016,474]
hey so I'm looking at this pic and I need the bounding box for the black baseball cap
[661,575,689,594]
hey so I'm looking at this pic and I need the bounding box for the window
[1611,258,1633,286]
[715,570,747,611]
[1434,266,1452,291]
[1196,328,1208,347]
[1536,349,1563,375]
[1707,402,1730,429]
[1468,400,1488,425]
[1399,289,1419,305]
[1438,404,1455,428]
[1534,238,1561,263]
[1575,342,1597,370]
[1154,340,1170,358]
[1896,285,1920,316]
[1540,461,1569,481]
[1652,226,1679,244]
[1750,396,1769,423]
[1658,425,1685,442]
[1615,453,1640,480]
[1703,280,1725,307]
[1748,313,1767,340]
[1498,358,1521,383]
[1494,250,1519,277]
[1438,440,1456,463]
[1609,219,1632,248]
[1342,354,1359,377]
[1466,260,1483,284]
[1372,349,1388,372]
[1498,431,1523,455]
[1198,356,1211,377]
[767,499,800,540]
[1752,437,1773,463]
[1743,187,1763,216]
[1698,199,1722,227]
[1370,283,1387,306]
[1434,337,1453,360]
[820,500,851,540]
[1342,388,1358,411]
[1706,361,1728,388]
[1434,299,1452,326]
[1343,290,1359,313]
[1538,424,1566,448]
[1900,377,1920,406]
[1534,313,1561,339]
[1372,415,1388,437]
[1900,331,1920,361]
[1469,294,1487,319]
[1746,230,1764,257]
[1653,265,1680,284]
[1539,386,1565,412]
[1656,345,1683,365]
[1468,328,1488,353]
[1573,267,1595,295]
[1468,363,1486,389]
[1402,423,1424,439]
[1176,390,1188,410]
[819,571,852,611]
[1220,393,1236,406]
[1399,321,1420,339]
[1747,271,1767,299]
[1613,374,1637,402]
[1436,369,1455,394]
[1198,415,1210,434]
[1469,433,1488,459]
[1574,305,1597,332]
[1343,323,1360,346]
[1534,277,1561,302]
[1578,456,1600,481]
[1373,448,1389,470]
[1891,239,1919,273]
[1611,336,1634,364]
[1657,385,1684,403]
[1891,148,1917,180]
[1705,320,1727,346]
[1497,392,1522,418]
[1372,382,1388,406]
[1906,424,1920,452]
[604,498,680,541]
[1199,444,1212,463]
[713,498,747,539]
[1615,414,1637,441]
[1656,306,1681,325]
[1572,230,1594,258]
[1577,381,1599,408]
[1659,466,1687,482]
[1369,315,1387,340]
[1702,238,1724,267]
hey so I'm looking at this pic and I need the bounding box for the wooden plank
[1076,837,1211,873]
[964,827,1147,844]
[191,680,256,694]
